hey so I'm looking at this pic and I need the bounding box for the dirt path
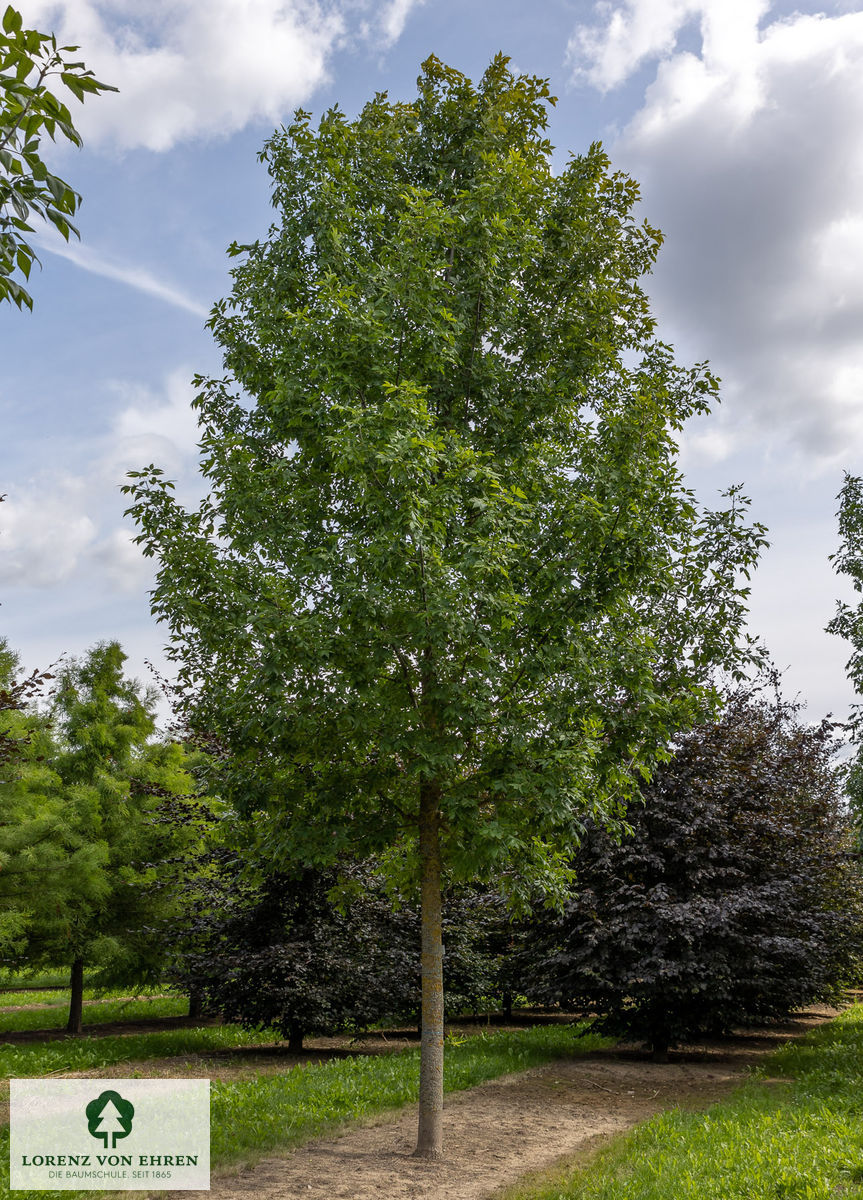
[161,1008,837,1200]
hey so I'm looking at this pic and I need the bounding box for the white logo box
[10,1079,210,1191]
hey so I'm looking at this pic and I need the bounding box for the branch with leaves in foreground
[0,3,116,309]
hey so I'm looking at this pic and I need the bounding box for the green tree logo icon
[85,1090,135,1149]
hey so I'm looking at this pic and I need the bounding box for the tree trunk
[650,1012,670,1062]
[66,957,84,1035]
[288,1022,304,1053]
[414,782,444,1160]
[188,987,203,1019]
[502,991,513,1020]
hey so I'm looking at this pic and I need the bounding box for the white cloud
[570,0,863,465]
[570,0,770,92]
[108,368,204,474]
[677,425,736,468]
[34,229,209,316]
[0,369,202,592]
[16,0,423,151]
[378,0,423,46]
[0,480,97,587]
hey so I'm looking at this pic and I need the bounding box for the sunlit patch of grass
[501,1004,863,1200]
[0,994,188,1033]
[0,1022,281,1078]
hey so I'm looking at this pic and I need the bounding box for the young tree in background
[511,688,863,1058]
[0,632,50,772]
[25,641,197,1033]
[827,471,863,840]
[0,638,106,960]
[0,3,116,309]
[125,56,766,1156]
[169,834,506,1050]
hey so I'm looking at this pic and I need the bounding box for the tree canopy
[125,54,766,1156]
[0,638,105,961]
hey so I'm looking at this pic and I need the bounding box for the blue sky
[2,0,863,728]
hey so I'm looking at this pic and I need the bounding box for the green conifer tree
[25,641,197,1033]
[0,638,106,963]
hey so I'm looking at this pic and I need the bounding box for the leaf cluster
[0,3,116,308]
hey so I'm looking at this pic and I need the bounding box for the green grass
[209,1022,608,1165]
[0,994,187,1033]
[0,985,174,1010]
[0,969,75,990]
[503,1003,863,1200]
[0,1020,607,1199]
[0,1021,282,1078]
[0,988,74,1008]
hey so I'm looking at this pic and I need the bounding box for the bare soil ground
[146,1006,838,1200]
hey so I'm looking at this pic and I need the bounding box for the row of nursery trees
[2,644,862,1065]
[7,48,863,1156]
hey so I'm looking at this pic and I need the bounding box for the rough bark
[66,956,84,1035]
[414,781,444,1159]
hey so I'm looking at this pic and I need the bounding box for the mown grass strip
[0,1022,280,1078]
[0,990,69,1008]
[0,1022,606,1199]
[501,1004,863,1200]
[0,986,175,1011]
[0,995,187,1034]
[0,970,74,990]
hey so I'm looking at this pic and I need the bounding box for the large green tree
[829,472,863,729]
[0,3,116,309]
[125,56,766,1156]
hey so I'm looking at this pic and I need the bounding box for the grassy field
[0,1022,607,1200]
[502,1003,863,1200]
[207,1023,607,1165]
[0,1022,284,1077]
[0,994,188,1033]
[0,985,174,1008]
[5,999,855,1200]
[0,970,74,990]
[0,1021,607,1199]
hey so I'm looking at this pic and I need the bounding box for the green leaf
[2,5,22,35]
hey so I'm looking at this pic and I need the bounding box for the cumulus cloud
[570,0,863,465]
[0,369,202,592]
[0,482,97,588]
[17,0,423,151]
